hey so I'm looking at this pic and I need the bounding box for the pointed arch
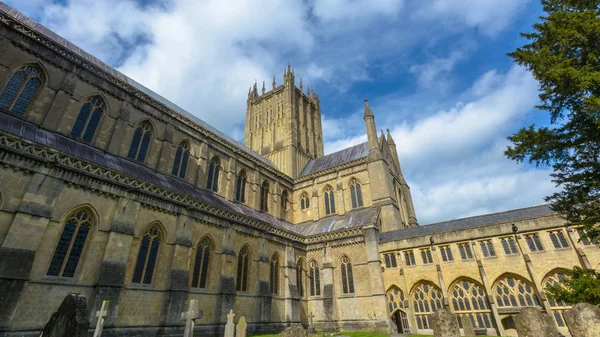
[132,222,163,284]
[339,254,354,294]
[47,205,95,278]
[71,95,106,142]
[542,268,572,327]
[349,177,363,209]
[492,273,540,308]
[236,244,251,292]
[0,63,45,116]
[128,120,153,162]
[235,169,247,203]
[207,156,221,192]
[270,252,280,295]
[411,281,444,330]
[300,192,310,210]
[448,278,493,329]
[296,257,305,297]
[172,140,191,179]
[191,234,213,288]
[386,285,406,315]
[323,185,336,215]
[260,181,270,212]
[281,190,289,217]
[308,259,321,296]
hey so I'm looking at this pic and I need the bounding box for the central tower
[244,65,324,178]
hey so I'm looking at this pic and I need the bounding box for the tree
[546,267,600,306]
[506,0,600,244]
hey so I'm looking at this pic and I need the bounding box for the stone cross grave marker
[235,316,247,337]
[564,303,600,337]
[514,307,560,337]
[181,299,202,337]
[307,312,316,333]
[460,315,475,336]
[93,300,109,337]
[224,309,235,337]
[431,308,460,337]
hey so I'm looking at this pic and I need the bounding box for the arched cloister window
[0,64,44,115]
[450,279,493,329]
[235,170,247,203]
[309,260,321,296]
[260,181,269,212]
[300,192,310,210]
[493,275,540,308]
[236,246,250,292]
[387,286,406,314]
[71,96,105,142]
[296,258,304,297]
[132,224,162,284]
[340,255,354,294]
[270,253,280,295]
[172,141,190,179]
[191,237,211,288]
[206,156,221,192]
[324,186,336,215]
[544,271,571,327]
[350,178,363,209]
[412,282,444,330]
[47,208,94,277]
[128,121,153,162]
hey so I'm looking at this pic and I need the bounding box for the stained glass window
[309,260,320,296]
[494,275,540,308]
[172,141,190,179]
[296,259,304,297]
[500,237,519,255]
[47,208,93,277]
[458,243,473,260]
[544,271,571,327]
[412,282,444,330]
[132,224,161,284]
[387,286,406,313]
[300,193,310,210]
[191,237,211,288]
[479,240,496,258]
[450,279,493,329]
[340,256,354,294]
[440,246,454,262]
[525,233,544,252]
[548,230,569,249]
[128,121,153,162]
[260,181,269,212]
[404,250,416,266]
[235,170,247,203]
[384,253,397,268]
[270,253,279,295]
[350,178,363,209]
[71,96,104,142]
[324,186,336,215]
[0,64,44,115]
[236,246,249,291]
[421,248,433,264]
[206,157,221,192]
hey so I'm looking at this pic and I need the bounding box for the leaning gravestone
[235,316,247,337]
[41,294,89,337]
[280,326,307,337]
[460,316,475,336]
[564,303,600,337]
[431,308,460,337]
[514,307,560,337]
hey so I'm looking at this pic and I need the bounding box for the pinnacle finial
[262,81,266,94]
[272,75,276,89]
[299,78,303,91]
[364,99,374,118]
[387,129,396,146]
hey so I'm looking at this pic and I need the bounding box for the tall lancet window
[132,224,162,284]
[309,260,321,296]
[260,181,269,212]
[128,121,153,162]
[281,190,289,217]
[270,253,280,295]
[71,96,105,142]
[236,246,250,292]
[324,186,336,215]
[340,256,354,294]
[296,259,304,297]
[349,178,363,209]
[300,192,310,210]
[0,64,44,115]
[172,141,190,179]
[235,170,247,203]
[206,156,221,192]
[191,237,211,288]
[47,208,93,277]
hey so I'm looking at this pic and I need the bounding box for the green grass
[340,332,389,337]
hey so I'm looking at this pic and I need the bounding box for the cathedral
[0,3,598,337]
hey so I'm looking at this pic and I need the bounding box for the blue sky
[10,0,557,224]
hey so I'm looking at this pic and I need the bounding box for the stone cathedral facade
[0,4,598,337]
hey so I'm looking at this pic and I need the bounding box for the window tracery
[71,96,104,142]
[340,256,354,294]
[300,192,310,210]
[387,286,406,314]
[494,275,540,308]
[128,121,153,162]
[349,178,363,209]
[0,64,44,115]
[207,156,221,192]
[47,208,93,277]
[132,224,162,284]
[412,282,444,330]
[235,170,247,203]
[309,260,321,296]
[450,279,492,329]
[191,237,211,288]
[172,141,190,179]
[236,246,250,291]
[544,271,571,327]
[324,186,335,215]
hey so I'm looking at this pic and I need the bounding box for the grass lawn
[250,333,500,337]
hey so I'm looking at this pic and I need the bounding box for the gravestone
[431,308,460,337]
[514,307,560,337]
[235,316,247,337]
[280,326,307,337]
[224,309,235,337]
[41,293,89,337]
[93,300,109,337]
[564,303,600,337]
[181,299,202,337]
[461,316,475,336]
[307,312,316,334]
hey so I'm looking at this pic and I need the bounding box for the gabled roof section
[293,207,380,236]
[379,205,555,242]
[0,3,275,169]
[299,141,370,177]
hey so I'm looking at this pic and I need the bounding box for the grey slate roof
[0,3,274,169]
[0,113,296,234]
[300,141,370,177]
[293,207,380,236]
[379,205,555,242]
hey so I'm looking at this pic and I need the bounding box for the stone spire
[364,99,378,152]
[272,76,276,90]
[387,129,402,174]
[262,81,266,94]
[299,78,303,92]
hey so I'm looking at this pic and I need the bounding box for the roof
[379,205,555,242]
[293,207,380,236]
[0,3,275,169]
[300,141,370,177]
[0,112,296,234]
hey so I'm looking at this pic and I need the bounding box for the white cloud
[410,51,465,91]
[311,0,403,21]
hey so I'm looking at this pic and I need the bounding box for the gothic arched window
[544,271,571,327]
[0,64,44,115]
[132,224,162,284]
[235,170,247,203]
[309,260,321,296]
[270,253,280,295]
[47,208,93,277]
[206,156,221,192]
[191,237,211,288]
[128,121,153,162]
[387,286,406,314]
[260,181,269,212]
[300,192,310,210]
[493,275,540,308]
[324,186,336,215]
[412,282,444,330]
[450,279,493,329]
[236,246,250,292]
[172,141,190,179]
[296,258,304,297]
[350,178,363,209]
[71,96,105,142]
[340,256,354,294]
[281,190,289,215]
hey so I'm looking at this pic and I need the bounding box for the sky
[9,0,558,225]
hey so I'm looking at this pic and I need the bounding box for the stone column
[256,237,272,327]
[473,241,504,336]
[320,243,338,331]
[284,245,300,324]
[399,266,418,333]
[214,227,237,327]
[363,227,391,332]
